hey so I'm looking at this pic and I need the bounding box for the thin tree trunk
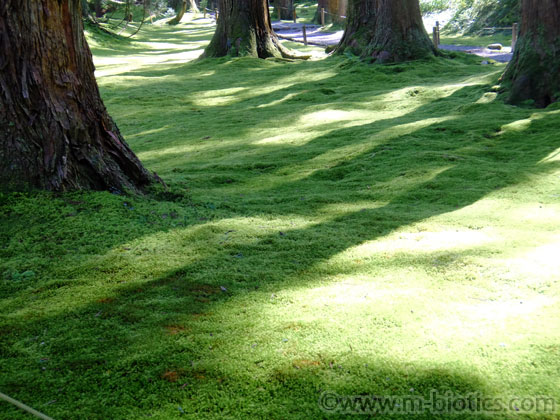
[81,0,89,17]
[336,0,436,63]
[501,0,560,107]
[0,0,153,192]
[94,0,103,17]
[168,0,187,24]
[203,0,301,59]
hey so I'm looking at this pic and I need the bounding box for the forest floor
[1,15,560,420]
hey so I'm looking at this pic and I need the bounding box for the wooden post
[433,27,439,48]
[436,21,441,46]
[293,8,297,23]
[321,7,325,26]
[215,8,218,20]
[203,7,206,18]
[303,25,307,46]
[512,22,518,51]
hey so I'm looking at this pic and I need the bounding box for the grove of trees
[1,0,558,192]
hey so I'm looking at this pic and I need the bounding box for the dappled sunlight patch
[191,87,248,106]
[253,130,324,146]
[189,69,338,107]
[379,81,475,104]
[127,126,169,140]
[499,118,532,134]
[298,276,426,307]
[540,147,560,163]
[300,117,457,166]
[317,201,389,216]
[298,109,373,127]
[94,48,205,77]
[476,92,498,104]
[256,92,300,108]
[504,235,560,283]
[348,229,496,256]
[136,137,252,161]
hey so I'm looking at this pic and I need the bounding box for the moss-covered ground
[1,15,559,420]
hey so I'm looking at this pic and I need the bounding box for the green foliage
[1,19,560,420]
[446,0,520,33]
[420,0,453,14]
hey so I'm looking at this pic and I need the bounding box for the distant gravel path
[273,22,513,62]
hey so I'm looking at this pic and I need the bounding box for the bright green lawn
[1,14,560,420]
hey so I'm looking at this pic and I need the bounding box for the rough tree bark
[313,0,347,25]
[501,0,560,107]
[0,0,153,192]
[335,0,436,63]
[203,0,299,58]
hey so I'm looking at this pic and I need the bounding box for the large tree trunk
[0,0,153,192]
[203,0,296,58]
[313,0,347,24]
[501,0,560,107]
[335,0,436,63]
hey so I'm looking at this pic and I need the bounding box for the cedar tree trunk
[336,0,436,63]
[203,0,296,58]
[313,0,347,24]
[501,0,560,107]
[0,0,153,192]
[94,0,103,17]
[168,0,187,24]
[275,0,293,20]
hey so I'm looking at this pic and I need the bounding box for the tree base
[335,0,436,64]
[501,37,560,107]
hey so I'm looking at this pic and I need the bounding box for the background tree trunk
[313,0,347,25]
[0,0,153,192]
[275,0,293,20]
[336,0,435,63]
[501,0,560,107]
[94,0,103,17]
[203,0,296,58]
[168,0,187,24]
[81,0,90,17]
